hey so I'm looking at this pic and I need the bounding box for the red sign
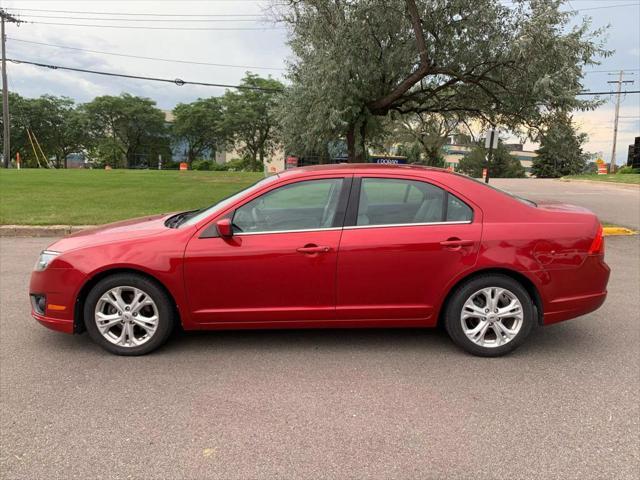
[482,168,488,180]
[286,156,299,169]
[179,162,188,171]
[597,164,608,175]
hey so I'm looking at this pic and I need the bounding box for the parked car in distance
[30,164,610,356]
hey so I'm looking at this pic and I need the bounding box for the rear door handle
[297,245,331,254]
[440,238,474,248]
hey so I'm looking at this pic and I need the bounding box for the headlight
[34,250,60,271]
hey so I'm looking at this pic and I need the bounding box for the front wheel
[444,274,535,357]
[83,273,175,356]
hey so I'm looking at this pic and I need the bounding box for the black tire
[83,273,175,356]
[444,274,535,357]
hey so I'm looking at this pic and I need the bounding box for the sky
[1,0,639,165]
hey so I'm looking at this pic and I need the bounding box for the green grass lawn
[562,173,640,185]
[0,169,263,225]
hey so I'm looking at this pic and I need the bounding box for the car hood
[47,213,176,253]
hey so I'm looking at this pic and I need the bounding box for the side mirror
[216,218,233,238]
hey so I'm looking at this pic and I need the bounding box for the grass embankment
[562,173,640,185]
[0,169,263,225]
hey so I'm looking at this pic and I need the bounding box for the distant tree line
[0,74,284,170]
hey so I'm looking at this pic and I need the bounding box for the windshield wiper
[165,210,197,228]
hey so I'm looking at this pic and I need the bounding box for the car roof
[279,163,451,177]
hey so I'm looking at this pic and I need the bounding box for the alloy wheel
[460,287,524,348]
[94,286,159,347]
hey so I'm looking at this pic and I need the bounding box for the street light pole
[1,9,21,168]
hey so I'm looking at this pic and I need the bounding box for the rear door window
[356,178,472,226]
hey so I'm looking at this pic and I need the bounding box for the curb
[602,226,638,236]
[0,225,95,237]
[557,179,640,190]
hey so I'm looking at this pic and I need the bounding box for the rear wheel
[83,273,175,355]
[444,274,535,357]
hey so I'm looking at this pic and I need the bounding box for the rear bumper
[543,291,607,325]
[541,254,610,325]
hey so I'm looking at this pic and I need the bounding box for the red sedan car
[30,164,609,356]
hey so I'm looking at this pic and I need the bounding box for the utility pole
[1,9,22,168]
[607,71,634,173]
[484,127,498,184]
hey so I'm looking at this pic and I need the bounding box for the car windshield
[462,174,537,207]
[175,174,280,227]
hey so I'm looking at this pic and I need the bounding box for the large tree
[276,0,608,161]
[457,142,526,178]
[83,93,166,168]
[222,73,284,168]
[172,97,227,164]
[531,112,589,177]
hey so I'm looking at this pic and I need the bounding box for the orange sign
[179,162,188,171]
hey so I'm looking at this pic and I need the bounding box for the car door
[336,175,481,325]
[184,175,351,324]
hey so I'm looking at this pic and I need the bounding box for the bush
[617,166,639,174]
[225,157,263,172]
[191,159,212,170]
[209,162,229,171]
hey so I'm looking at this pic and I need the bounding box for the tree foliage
[0,93,86,167]
[276,0,608,161]
[221,73,284,168]
[172,97,227,163]
[83,93,167,168]
[531,112,590,177]
[394,112,462,166]
[457,142,526,178]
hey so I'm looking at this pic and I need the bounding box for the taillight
[589,224,604,255]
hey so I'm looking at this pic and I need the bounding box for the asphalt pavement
[491,178,640,230]
[1,181,639,480]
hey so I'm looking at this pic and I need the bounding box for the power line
[8,37,286,71]
[576,90,639,95]
[585,68,640,74]
[26,20,283,30]
[8,57,285,92]
[11,56,639,96]
[567,2,639,11]
[18,14,268,22]
[7,8,263,17]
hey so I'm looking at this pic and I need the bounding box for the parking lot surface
[491,178,640,229]
[1,184,639,479]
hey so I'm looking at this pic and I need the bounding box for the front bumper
[29,266,85,335]
[31,310,74,334]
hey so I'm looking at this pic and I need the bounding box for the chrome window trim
[343,220,472,230]
[234,226,343,237]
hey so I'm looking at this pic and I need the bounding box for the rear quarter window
[446,194,473,222]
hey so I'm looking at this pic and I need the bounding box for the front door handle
[440,238,474,248]
[297,244,331,254]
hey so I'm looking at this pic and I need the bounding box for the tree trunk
[346,124,356,163]
[359,121,366,163]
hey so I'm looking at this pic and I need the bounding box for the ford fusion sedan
[29,164,610,356]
